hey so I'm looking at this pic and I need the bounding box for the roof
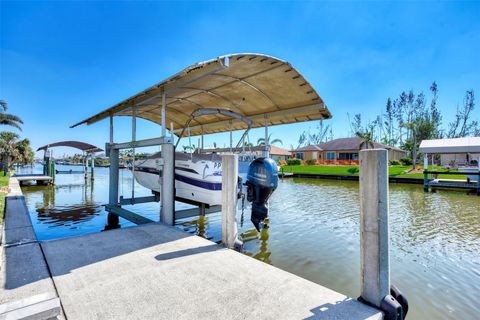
[269,145,291,156]
[291,144,323,152]
[419,137,480,154]
[319,137,404,151]
[71,53,331,136]
[37,141,103,153]
[292,137,405,152]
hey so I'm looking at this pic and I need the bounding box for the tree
[351,114,376,149]
[257,134,283,146]
[15,138,35,164]
[400,122,417,170]
[0,131,20,173]
[0,100,23,131]
[447,90,478,138]
[306,120,331,144]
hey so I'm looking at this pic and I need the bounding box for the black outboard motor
[245,158,278,231]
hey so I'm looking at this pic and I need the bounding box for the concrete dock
[1,178,382,319]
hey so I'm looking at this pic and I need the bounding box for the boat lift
[71,53,331,231]
[37,141,103,183]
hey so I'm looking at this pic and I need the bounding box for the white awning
[71,53,332,136]
[419,137,480,154]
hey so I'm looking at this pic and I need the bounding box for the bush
[347,167,359,174]
[400,157,413,166]
[286,158,302,166]
[389,160,401,166]
[277,159,287,166]
[305,159,317,165]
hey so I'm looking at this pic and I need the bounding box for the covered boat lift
[71,53,332,227]
[37,140,103,181]
[419,137,480,193]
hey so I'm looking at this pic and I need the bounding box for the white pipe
[161,93,166,138]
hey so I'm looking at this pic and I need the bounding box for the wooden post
[359,149,390,308]
[221,154,239,249]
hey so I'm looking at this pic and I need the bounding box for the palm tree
[355,127,375,150]
[0,100,23,131]
[257,134,283,146]
[0,131,20,174]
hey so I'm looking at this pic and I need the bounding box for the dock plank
[41,223,382,320]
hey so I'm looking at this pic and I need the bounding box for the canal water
[17,164,479,319]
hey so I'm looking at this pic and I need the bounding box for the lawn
[281,165,469,180]
[0,171,9,224]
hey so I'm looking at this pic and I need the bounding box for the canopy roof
[37,141,103,153]
[71,53,332,136]
[419,137,480,154]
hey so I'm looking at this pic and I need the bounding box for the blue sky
[1,1,479,157]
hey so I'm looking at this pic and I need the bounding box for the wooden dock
[12,174,53,186]
[1,179,382,320]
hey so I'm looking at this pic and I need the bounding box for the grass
[0,170,9,224]
[281,164,469,180]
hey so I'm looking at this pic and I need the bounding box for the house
[291,137,407,164]
[268,145,291,161]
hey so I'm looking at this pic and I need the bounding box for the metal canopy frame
[71,53,332,137]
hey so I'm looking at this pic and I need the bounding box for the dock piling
[221,154,241,250]
[160,143,175,225]
[359,149,390,308]
[108,147,119,206]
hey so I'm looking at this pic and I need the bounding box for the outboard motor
[245,158,278,231]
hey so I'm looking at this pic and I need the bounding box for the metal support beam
[160,143,175,225]
[264,115,269,157]
[423,154,429,192]
[109,137,168,150]
[359,149,390,308]
[221,154,242,250]
[109,148,119,205]
[90,153,95,181]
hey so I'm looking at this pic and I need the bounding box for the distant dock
[1,177,382,319]
[12,174,53,186]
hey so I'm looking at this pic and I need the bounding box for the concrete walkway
[41,223,381,319]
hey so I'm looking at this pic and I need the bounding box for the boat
[133,108,258,206]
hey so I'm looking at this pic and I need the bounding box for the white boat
[458,167,480,182]
[133,108,257,206]
[135,152,225,205]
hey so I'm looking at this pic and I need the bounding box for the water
[17,164,480,319]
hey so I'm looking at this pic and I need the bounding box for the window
[326,152,335,160]
[338,153,359,160]
[296,153,304,160]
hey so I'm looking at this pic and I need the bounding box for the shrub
[389,160,401,166]
[305,159,317,165]
[400,157,413,166]
[286,158,302,166]
[347,167,359,174]
[277,159,287,166]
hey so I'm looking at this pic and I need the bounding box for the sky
[1,1,479,157]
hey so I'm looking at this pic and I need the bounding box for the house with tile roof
[291,137,407,164]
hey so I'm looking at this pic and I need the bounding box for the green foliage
[400,157,413,166]
[286,158,302,166]
[305,159,317,165]
[0,100,23,131]
[347,167,359,174]
[389,160,401,166]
